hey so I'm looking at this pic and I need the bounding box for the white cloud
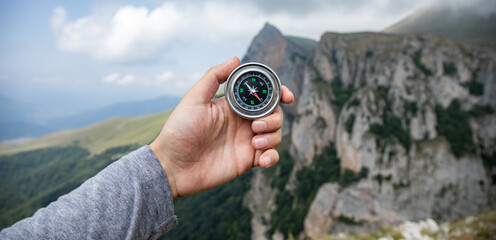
[102,73,136,86]
[51,1,436,63]
[153,71,177,86]
[51,3,182,63]
[102,73,120,83]
[50,6,66,30]
[102,71,183,87]
[118,75,136,86]
[155,71,174,83]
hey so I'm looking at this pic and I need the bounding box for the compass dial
[233,72,273,111]
[225,62,281,119]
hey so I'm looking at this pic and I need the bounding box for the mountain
[0,121,52,142]
[383,0,496,49]
[45,95,180,132]
[0,95,180,141]
[0,96,42,123]
[242,23,496,239]
[0,96,54,140]
[2,21,496,239]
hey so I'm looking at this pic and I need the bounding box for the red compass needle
[253,92,262,102]
[245,81,263,103]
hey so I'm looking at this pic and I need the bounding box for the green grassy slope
[0,110,171,156]
[0,145,138,229]
[383,2,496,49]
[0,110,172,228]
[286,36,318,55]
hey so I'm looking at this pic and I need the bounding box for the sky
[0,0,440,113]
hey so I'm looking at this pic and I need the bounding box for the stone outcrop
[304,183,339,238]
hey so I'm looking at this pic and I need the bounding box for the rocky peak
[242,23,317,135]
[242,23,286,64]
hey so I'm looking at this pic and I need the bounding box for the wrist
[149,140,179,200]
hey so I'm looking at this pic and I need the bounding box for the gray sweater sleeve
[0,145,178,240]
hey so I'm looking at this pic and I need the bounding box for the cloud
[102,73,120,83]
[51,2,260,63]
[155,71,175,84]
[52,0,445,63]
[51,7,66,30]
[118,75,136,85]
[102,70,184,87]
[51,3,183,63]
[102,73,136,86]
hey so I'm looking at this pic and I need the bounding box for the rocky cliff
[242,23,496,240]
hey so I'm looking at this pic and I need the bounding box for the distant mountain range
[44,95,180,131]
[383,0,496,49]
[0,95,180,141]
[0,96,53,141]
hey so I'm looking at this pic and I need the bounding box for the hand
[149,57,294,199]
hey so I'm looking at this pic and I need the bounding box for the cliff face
[303,32,496,238]
[242,24,496,240]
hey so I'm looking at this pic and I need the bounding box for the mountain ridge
[45,95,179,132]
[0,94,180,141]
[383,0,496,49]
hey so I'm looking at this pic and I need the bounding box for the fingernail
[264,156,272,167]
[253,121,267,132]
[254,137,268,149]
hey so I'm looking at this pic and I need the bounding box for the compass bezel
[225,62,281,119]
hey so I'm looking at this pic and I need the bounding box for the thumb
[185,56,240,104]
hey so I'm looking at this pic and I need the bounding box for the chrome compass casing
[225,62,281,119]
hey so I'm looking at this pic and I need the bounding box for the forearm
[0,145,178,239]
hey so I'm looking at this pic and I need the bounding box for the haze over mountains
[383,0,496,49]
[0,95,179,141]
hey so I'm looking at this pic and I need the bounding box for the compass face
[225,62,281,119]
[233,72,273,111]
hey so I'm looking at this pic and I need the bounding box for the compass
[225,62,281,119]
